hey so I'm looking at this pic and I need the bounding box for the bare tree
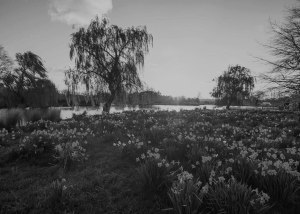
[258,1,300,93]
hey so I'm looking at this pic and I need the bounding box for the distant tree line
[56,89,206,107]
[0,45,59,108]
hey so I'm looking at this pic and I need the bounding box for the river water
[59,104,278,119]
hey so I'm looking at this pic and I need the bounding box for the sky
[0,0,298,98]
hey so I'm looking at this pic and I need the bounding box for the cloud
[48,0,112,26]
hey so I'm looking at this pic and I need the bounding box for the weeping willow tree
[211,65,255,109]
[67,15,153,113]
[64,68,81,108]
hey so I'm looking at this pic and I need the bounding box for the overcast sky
[0,0,298,98]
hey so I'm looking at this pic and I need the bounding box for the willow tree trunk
[90,94,95,108]
[103,89,116,113]
[226,96,235,110]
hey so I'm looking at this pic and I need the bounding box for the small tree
[251,90,266,106]
[67,15,153,113]
[211,65,255,109]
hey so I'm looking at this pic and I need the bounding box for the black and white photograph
[1,0,300,213]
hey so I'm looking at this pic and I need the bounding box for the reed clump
[0,108,23,130]
[0,108,61,130]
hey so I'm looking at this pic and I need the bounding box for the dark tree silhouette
[0,45,14,88]
[24,79,59,108]
[211,65,255,109]
[251,90,266,106]
[67,15,153,113]
[258,1,300,93]
[2,51,48,107]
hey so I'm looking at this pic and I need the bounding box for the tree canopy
[211,65,255,109]
[66,15,153,112]
[0,50,58,108]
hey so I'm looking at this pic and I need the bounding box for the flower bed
[1,109,300,213]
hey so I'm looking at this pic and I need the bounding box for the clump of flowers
[54,140,88,170]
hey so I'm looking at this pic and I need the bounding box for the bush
[0,108,23,130]
[43,108,61,122]
[23,109,43,123]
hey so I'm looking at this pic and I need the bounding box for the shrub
[0,108,23,130]
[43,108,61,122]
[23,109,43,123]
